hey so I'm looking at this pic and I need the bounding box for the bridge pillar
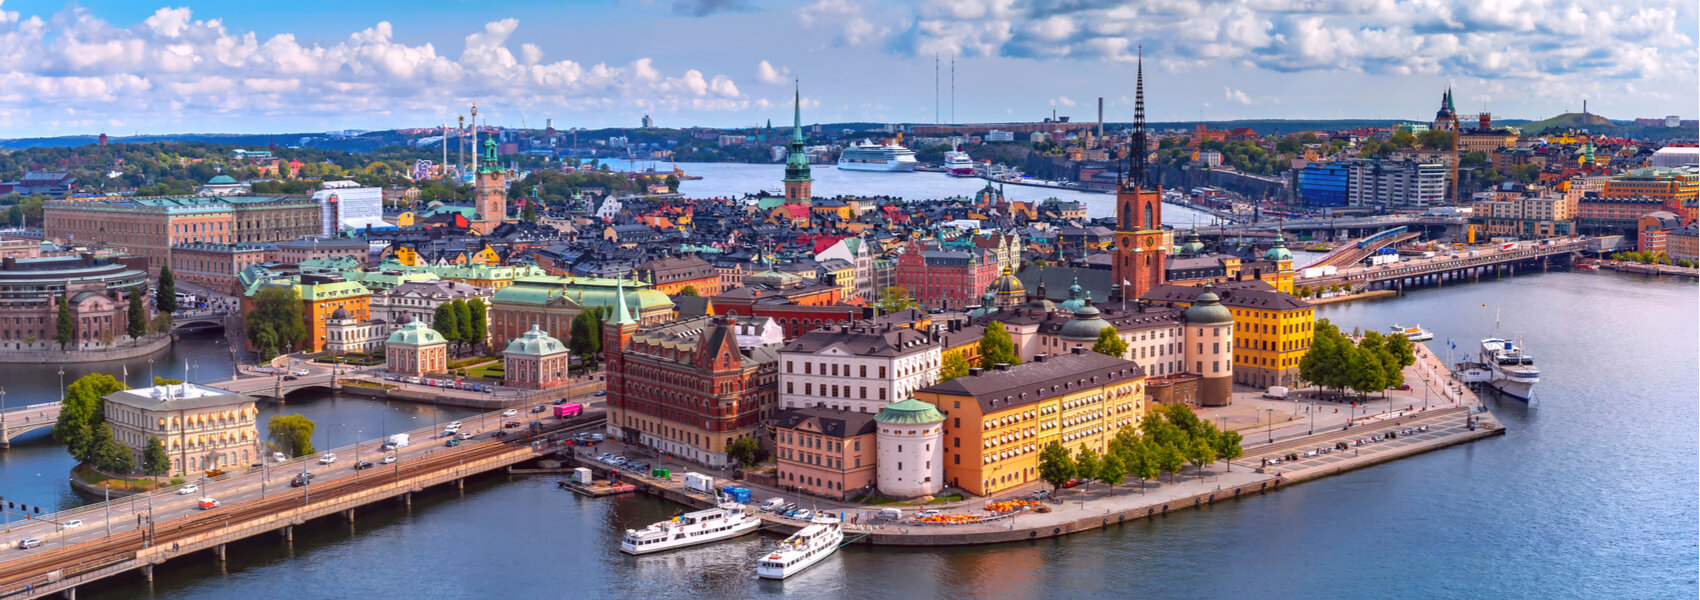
[63,587,74,600]
[215,544,226,561]
[344,509,355,523]
[457,478,465,490]
[282,525,292,542]
[141,564,154,582]
[404,492,411,507]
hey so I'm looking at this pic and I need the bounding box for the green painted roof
[298,280,370,301]
[875,399,945,424]
[207,175,238,184]
[492,277,673,315]
[503,325,567,356]
[386,319,445,346]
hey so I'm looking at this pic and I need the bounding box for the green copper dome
[1184,284,1234,325]
[386,319,444,346]
[1263,229,1293,262]
[1179,225,1206,256]
[875,398,945,425]
[503,324,566,356]
[1058,274,1086,313]
[1058,300,1111,341]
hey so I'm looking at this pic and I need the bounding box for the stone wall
[0,334,170,364]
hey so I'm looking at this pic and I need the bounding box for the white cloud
[1225,87,1252,105]
[756,60,788,84]
[1050,96,1075,107]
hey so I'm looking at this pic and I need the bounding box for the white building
[1347,159,1446,209]
[874,399,946,498]
[1651,147,1700,168]
[103,382,261,476]
[369,280,494,332]
[779,323,941,414]
[815,236,876,302]
[985,130,1014,142]
[324,306,389,354]
[315,181,387,234]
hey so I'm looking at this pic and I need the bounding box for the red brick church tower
[1113,46,1165,300]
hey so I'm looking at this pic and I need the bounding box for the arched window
[1144,203,1153,227]
[1122,204,1133,229]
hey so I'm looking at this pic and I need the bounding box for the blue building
[1297,162,1349,207]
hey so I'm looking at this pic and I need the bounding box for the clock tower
[1113,46,1164,301]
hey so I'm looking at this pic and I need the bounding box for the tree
[680,285,700,297]
[876,286,919,313]
[665,174,681,193]
[1214,429,1244,472]
[1385,334,1417,370]
[126,289,148,340]
[246,286,308,359]
[521,199,537,223]
[1389,128,1417,149]
[52,373,127,464]
[1131,441,1160,493]
[143,435,171,476]
[466,298,488,352]
[433,302,462,351]
[1418,130,1455,150]
[1074,446,1101,484]
[1155,442,1186,483]
[1090,326,1128,358]
[157,266,178,314]
[939,352,970,381]
[89,423,133,474]
[568,310,601,364]
[1297,285,1312,298]
[979,321,1021,369]
[1098,452,1129,493]
[1187,436,1219,477]
[1036,441,1076,492]
[54,293,74,350]
[453,299,473,353]
[267,414,317,457]
[727,437,762,468]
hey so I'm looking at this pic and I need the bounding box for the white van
[878,508,904,521]
[761,497,786,512]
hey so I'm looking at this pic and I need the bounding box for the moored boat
[1389,324,1434,342]
[755,515,843,579]
[621,502,761,555]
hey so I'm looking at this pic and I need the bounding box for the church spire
[792,81,803,143]
[612,278,635,326]
[1124,45,1148,191]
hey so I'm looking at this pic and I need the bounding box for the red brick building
[893,242,999,310]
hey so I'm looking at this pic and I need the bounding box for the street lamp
[58,368,65,402]
[1308,401,1315,435]
[1265,407,1274,443]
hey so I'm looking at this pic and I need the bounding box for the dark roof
[918,351,1144,413]
[1016,265,1114,302]
[781,323,936,358]
[1141,280,1312,311]
[773,407,879,438]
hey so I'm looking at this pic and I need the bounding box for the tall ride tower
[783,83,813,205]
[1112,46,1165,301]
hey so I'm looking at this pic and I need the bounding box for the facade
[385,319,448,376]
[44,195,321,274]
[815,236,875,301]
[503,324,571,390]
[227,196,322,244]
[1142,281,1308,391]
[603,297,782,467]
[272,238,369,265]
[369,280,493,334]
[1345,159,1447,209]
[894,243,999,309]
[313,181,387,234]
[636,255,721,296]
[873,399,947,498]
[1471,194,1575,238]
[779,323,941,413]
[1602,168,1698,203]
[170,242,268,293]
[1297,162,1350,207]
[104,383,261,476]
[773,407,878,500]
[324,306,388,354]
[1668,224,1698,261]
[1112,166,1166,301]
[471,138,511,235]
[913,351,1147,497]
[0,253,149,351]
[490,276,673,348]
[1576,196,1666,233]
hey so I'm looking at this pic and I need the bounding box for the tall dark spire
[1125,45,1148,191]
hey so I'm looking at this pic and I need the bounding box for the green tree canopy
[1074,446,1101,483]
[939,352,970,382]
[727,437,762,468]
[267,414,317,457]
[679,285,700,297]
[1091,326,1128,358]
[433,302,463,347]
[54,293,74,349]
[1037,441,1076,492]
[466,297,488,350]
[979,321,1020,369]
[1097,452,1129,492]
[52,373,127,464]
[127,289,148,340]
[876,286,919,313]
[452,299,473,349]
[143,435,171,476]
[246,286,308,359]
[157,266,178,313]
[568,310,601,364]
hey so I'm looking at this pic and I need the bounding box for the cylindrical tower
[874,399,946,499]
[1183,284,1235,407]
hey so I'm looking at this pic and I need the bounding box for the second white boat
[621,502,761,555]
[756,515,843,579]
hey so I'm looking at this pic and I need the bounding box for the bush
[169,477,186,486]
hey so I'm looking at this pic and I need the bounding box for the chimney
[1479,113,1491,130]
[1034,353,1047,363]
[1071,346,1086,355]
[994,363,1011,371]
[969,367,983,377]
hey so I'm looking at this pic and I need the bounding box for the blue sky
[0,0,1694,137]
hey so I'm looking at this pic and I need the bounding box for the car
[290,476,309,487]
[445,439,461,447]
[628,461,649,471]
[61,519,83,530]
[272,452,289,463]
[318,453,337,464]
[198,498,220,510]
[177,484,199,495]
[380,455,396,464]
[593,390,606,397]
[17,538,43,550]
[1267,458,1283,465]
[530,405,546,414]
[492,431,509,438]
[554,398,570,405]
[594,452,613,461]
[794,510,813,520]
[502,409,518,417]
[1061,479,1081,488]
[282,375,298,381]
[353,460,375,470]
[1397,384,1412,391]
[292,369,309,376]
[458,432,474,440]
[503,421,521,428]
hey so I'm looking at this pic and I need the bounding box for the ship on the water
[1479,338,1539,400]
[756,515,843,579]
[943,150,975,176]
[620,502,761,555]
[1389,324,1435,342]
[838,139,917,172]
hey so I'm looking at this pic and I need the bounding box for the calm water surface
[3,263,1694,598]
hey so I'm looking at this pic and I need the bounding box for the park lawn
[464,364,505,379]
[73,464,163,492]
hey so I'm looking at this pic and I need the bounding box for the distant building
[503,325,571,390]
[1650,147,1700,168]
[1345,159,1447,209]
[642,115,654,128]
[385,319,447,376]
[104,382,261,476]
[1297,162,1349,207]
[315,181,387,234]
[0,252,149,350]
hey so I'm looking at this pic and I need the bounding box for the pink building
[773,407,878,500]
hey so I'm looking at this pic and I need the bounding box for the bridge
[170,312,233,334]
[1194,215,1471,243]
[0,404,61,448]
[1297,239,1588,291]
[1301,227,1422,270]
[0,403,604,599]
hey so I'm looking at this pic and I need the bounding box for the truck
[683,472,715,494]
[386,433,410,448]
[553,403,583,419]
[1263,386,1290,400]
[719,486,753,504]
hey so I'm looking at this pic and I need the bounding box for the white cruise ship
[756,515,843,579]
[943,150,975,176]
[1479,338,1539,400]
[838,140,917,172]
[1389,324,1434,342]
[620,502,761,555]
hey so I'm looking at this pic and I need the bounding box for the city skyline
[0,0,1694,138]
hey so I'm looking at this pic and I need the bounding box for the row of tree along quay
[51,372,319,490]
[1037,403,1245,496]
[1298,319,1417,400]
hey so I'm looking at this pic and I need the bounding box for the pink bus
[554,403,583,419]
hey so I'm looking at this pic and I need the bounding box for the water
[605,159,1222,224]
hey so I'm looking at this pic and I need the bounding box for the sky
[0,0,1694,138]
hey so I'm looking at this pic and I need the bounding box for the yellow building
[1603,167,1698,202]
[915,351,1146,497]
[1141,280,1313,389]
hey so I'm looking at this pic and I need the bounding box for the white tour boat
[1389,324,1434,342]
[755,515,843,579]
[620,502,761,555]
[1479,338,1539,400]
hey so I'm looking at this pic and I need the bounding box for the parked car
[18,538,43,550]
[177,484,199,495]
[628,461,649,471]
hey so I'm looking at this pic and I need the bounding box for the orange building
[1603,167,1698,202]
[636,255,722,296]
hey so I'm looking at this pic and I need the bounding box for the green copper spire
[784,82,812,183]
[479,137,499,174]
[611,278,636,326]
